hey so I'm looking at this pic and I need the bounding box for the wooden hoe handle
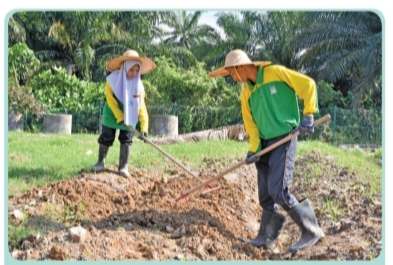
[172,114,331,204]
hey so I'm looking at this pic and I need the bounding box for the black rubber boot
[287,198,325,253]
[118,144,130,178]
[91,144,109,172]
[240,210,286,249]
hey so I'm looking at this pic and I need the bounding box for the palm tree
[161,11,218,49]
[205,11,266,71]
[156,11,217,68]
[8,12,73,78]
[259,11,308,67]
[8,14,26,45]
[90,11,171,82]
[47,11,131,81]
[8,11,57,48]
[287,11,382,108]
[111,11,171,49]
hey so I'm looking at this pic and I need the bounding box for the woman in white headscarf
[91,49,156,177]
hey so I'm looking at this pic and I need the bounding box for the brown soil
[8,151,382,261]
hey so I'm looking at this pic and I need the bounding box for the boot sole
[289,232,324,253]
[119,172,130,178]
[238,237,275,249]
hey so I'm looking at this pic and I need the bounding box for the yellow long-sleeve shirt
[102,81,149,132]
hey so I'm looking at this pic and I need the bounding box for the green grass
[322,199,344,221]
[8,224,35,249]
[7,131,249,195]
[7,132,382,198]
[297,140,382,197]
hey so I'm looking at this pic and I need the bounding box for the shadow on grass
[24,215,68,232]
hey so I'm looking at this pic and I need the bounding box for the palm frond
[287,11,382,107]
[8,15,26,44]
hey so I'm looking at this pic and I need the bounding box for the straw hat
[106,49,156,74]
[208,49,271,77]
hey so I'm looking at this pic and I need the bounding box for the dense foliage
[144,56,240,106]
[8,43,45,116]
[28,67,104,112]
[7,11,382,139]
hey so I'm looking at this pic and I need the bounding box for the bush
[8,85,45,117]
[144,56,240,107]
[28,67,105,113]
[8,43,45,117]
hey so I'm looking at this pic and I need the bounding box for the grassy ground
[6,132,383,258]
[7,131,382,197]
[7,131,250,196]
[7,131,383,253]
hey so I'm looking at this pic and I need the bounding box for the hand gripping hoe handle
[171,114,331,206]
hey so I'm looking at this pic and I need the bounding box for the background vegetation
[7,11,382,143]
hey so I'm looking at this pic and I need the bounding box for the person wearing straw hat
[91,49,156,178]
[208,49,324,253]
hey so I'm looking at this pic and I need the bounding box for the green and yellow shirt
[102,81,149,132]
[241,64,318,153]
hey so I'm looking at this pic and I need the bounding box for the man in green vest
[208,49,324,253]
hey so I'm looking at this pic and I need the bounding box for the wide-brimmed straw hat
[208,49,271,77]
[106,49,156,74]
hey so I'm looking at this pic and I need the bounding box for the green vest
[102,100,131,131]
[247,67,300,140]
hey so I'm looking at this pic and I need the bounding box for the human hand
[245,151,260,164]
[138,132,148,142]
[291,115,314,135]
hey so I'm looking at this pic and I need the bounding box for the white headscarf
[106,60,144,127]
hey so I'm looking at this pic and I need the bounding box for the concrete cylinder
[43,114,72,134]
[150,115,178,136]
[8,110,24,131]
